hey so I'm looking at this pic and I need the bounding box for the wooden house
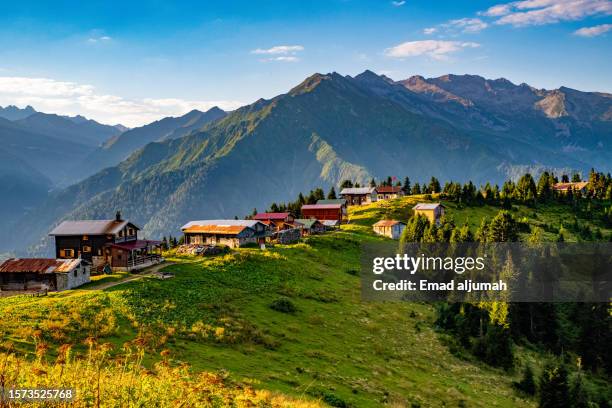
[376,186,404,200]
[413,203,445,225]
[301,203,344,222]
[294,219,325,236]
[317,199,347,217]
[373,220,406,240]
[253,212,295,231]
[0,258,90,292]
[49,212,162,272]
[340,187,378,206]
[181,220,269,248]
[553,181,588,195]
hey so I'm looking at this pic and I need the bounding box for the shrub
[514,364,537,395]
[270,298,298,314]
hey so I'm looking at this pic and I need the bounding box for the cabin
[340,187,378,206]
[321,220,341,229]
[253,212,295,231]
[48,212,162,272]
[317,199,347,217]
[376,186,404,200]
[181,220,269,248]
[553,181,588,195]
[413,203,445,225]
[0,258,90,292]
[294,219,325,236]
[372,220,406,240]
[301,203,344,223]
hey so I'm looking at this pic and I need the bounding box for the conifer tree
[327,186,337,199]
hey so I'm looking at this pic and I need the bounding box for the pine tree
[487,210,519,242]
[402,177,411,195]
[413,183,422,195]
[514,364,537,395]
[327,186,337,199]
[539,363,570,408]
[369,178,376,187]
[429,177,441,194]
[340,179,353,189]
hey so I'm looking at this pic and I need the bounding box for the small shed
[0,258,90,292]
[294,219,325,236]
[373,220,406,239]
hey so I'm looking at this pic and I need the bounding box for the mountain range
[0,71,610,255]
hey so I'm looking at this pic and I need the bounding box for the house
[301,203,344,223]
[376,186,404,200]
[340,187,378,206]
[48,212,162,272]
[373,220,406,239]
[413,203,445,225]
[553,181,588,195]
[294,219,325,236]
[253,212,295,231]
[317,199,347,217]
[0,258,90,292]
[181,220,270,248]
[321,220,341,230]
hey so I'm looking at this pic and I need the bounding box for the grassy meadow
[0,195,609,407]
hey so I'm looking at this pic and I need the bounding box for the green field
[1,196,609,407]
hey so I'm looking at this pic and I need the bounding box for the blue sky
[0,0,610,126]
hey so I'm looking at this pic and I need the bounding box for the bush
[270,298,298,314]
[514,364,537,395]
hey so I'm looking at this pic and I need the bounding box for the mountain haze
[3,71,611,255]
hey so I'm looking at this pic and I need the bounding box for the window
[74,270,77,277]
[82,235,89,241]
[60,249,74,258]
[83,245,91,253]
[128,228,134,236]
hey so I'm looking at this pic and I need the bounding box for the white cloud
[0,76,243,127]
[251,45,304,62]
[426,18,489,35]
[481,0,612,27]
[384,40,480,60]
[251,45,304,55]
[391,1,406,6]
[574,23,612,36]
[87,35,112,43]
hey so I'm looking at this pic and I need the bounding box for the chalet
[48,212,162,272]
[373,220,406,239]
[181,220,269,248]
[376,186,404,200]
[553,181,588,195]
[253,212,295,231]
[294,219,325,236]
[301,203,344,223]
[340,187,378,206]
[0,258,90,292]
[317,199,347,217]
[413,203,445,225]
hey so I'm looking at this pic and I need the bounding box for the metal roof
[183,225,248,235]
[181,219,264,230]
[253,212,291,220]
[49,220,139,236]
[553,181,588,191]
[0,258,82,274]
[373,220,405,227]
[413,203,444,210]
[322,220,340,226]
[340,187,376,195]
[302,204,343,210]
[294,219,322,228]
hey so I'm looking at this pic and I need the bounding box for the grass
[1,196,608,406]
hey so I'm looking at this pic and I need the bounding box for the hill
[0,104,36,120]
[3,196,610,406]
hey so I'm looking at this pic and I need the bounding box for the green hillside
[6,196,611,406]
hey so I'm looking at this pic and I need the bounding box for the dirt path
[89,262,173,290]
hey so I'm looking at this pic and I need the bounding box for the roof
[181,219,263,230]
[553,181,588,191]
[253,212,291,220]
[109,240,161,251]
[301,204,343,210]
[183,225,249,235]
[317,199,347,205]
[0,258,82,274]
[413,203,444,210]
[340,187,376,195]
[376,185,402,193]
[294,219,322,228]
[373,220,406,227]
[49,219,139,236]
[322,220,340,226]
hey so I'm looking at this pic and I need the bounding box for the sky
[0,0,610,127]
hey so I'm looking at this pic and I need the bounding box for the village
[0,179,591,296]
